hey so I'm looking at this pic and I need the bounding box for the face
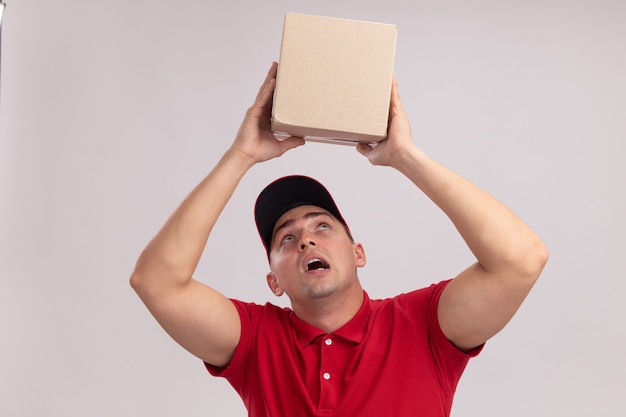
[266,205,366,305]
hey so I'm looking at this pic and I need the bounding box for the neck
[291,285,364,333]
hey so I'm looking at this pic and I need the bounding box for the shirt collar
[289,291,371,347]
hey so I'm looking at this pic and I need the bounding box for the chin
[303,282,340,300]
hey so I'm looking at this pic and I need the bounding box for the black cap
[254,175,348,255]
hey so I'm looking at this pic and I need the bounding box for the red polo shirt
[206,280,481,417]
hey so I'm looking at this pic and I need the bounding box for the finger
[259,78,276,112]
[248,77,276,119]
[256,62,278,101]
[389,76,405,117]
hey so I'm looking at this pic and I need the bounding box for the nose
[300,241,316,250]
[299,235,316,250]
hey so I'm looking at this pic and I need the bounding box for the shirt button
[325,338,332,346]
[323,372,331,380]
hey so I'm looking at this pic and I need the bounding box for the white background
[1,1,625,416]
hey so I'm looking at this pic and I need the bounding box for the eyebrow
[272,211,331,243]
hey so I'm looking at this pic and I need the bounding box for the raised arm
[357,78,548,351]
[130,63,304,366]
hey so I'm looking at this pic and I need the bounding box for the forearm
[131,148,255,291]
[394,145,547,277]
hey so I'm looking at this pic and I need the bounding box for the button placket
[322,337,333,381]
[318,335,340,410]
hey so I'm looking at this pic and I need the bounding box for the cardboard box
[272,13,398,144]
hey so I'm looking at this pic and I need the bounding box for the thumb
[278,136,306,154]
[356,143,373,158]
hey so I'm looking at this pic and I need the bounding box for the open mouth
[306,258,330,271]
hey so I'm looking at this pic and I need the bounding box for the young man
[130,62,548,416]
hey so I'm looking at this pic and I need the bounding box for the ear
[353,242,367,268]
[266,272,284,297]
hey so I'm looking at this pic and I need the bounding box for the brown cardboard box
[271,13,398,144]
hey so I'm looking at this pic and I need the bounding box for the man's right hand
[229,62,305,166]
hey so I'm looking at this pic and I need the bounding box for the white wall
[1,1,625,416]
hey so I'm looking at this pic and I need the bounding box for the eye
[280,235,295,245]
[317,223,330,231]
